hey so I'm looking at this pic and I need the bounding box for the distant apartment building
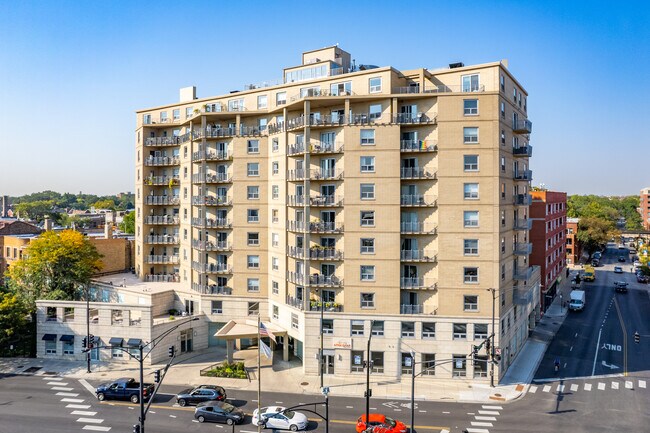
[640,187,650,231]
[133,46,539,382]
[565,217,581,265]
[0,218,42,280]
[530,191,567,312]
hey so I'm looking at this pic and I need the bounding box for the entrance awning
[109,337,124,346]
[59,335,74,342]
[42,334,57,341]
[126,338,142,347]
[214,320,287,340]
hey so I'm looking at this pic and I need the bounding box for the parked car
[614,281,629,293]
[194,401,244,425]
[637,274,649,284]
[618,256,626,262]
[591,259,600,267]
[356,414,407,433]
[593,252,602,260]
[253,406,309,431]
[614,266,623,273]
[176,385,227,407]
[95,378,154,403]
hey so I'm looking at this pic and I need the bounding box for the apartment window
[272,305,279,320]
[360,211,375,226]
[272,209,278,223]
[143,114,151,124]
[501,183,506,199]
[500,74,505,91]
[351,320,365,336]
[63,307,74,322]
[501,210,506,226]
[330,81,352,95]
[464,239,479,255]
[422,322,436,338]
[360,238,375,254]
[272,161,279,175]
[247,232,259,246]
[183,187,188,199]
[211,301,223,314]
[464,183,479,199]
[501,129,506,145]
[322,319,334,335]
[452,355,467,377]
[461,74,480,92]
[271,280,279,295]
[361,293,375,308]
[272,138,279,152]
[513,87,518,102]
[360,156,375,172]
[464,267,479,283]
[44,339,57,355]
[247,186,260,200]
[247,278,260,292]
[464,155,479,171]
[291,313,299,330]
[463,127,479,143]
[112,347,123,358]
[371,321,384,336]
[247,162,260,176]
[271,185,279,199]
[401,322,415,337]
[276,92,286,106]
[257,95,268,109]
[464,211,479,227]
[271,233,279,247]
[464,295,479,311]
[464,99,478,115]
[272,257,279,271]
[369,77,382,93]
[258,118,267,131]
[185,107,192,118]
[160,111,168,122]
[501,264,506,280]
[360,129,375,145]
[369,104,382,120]
[360,184,375,200]
[371,352,384,373]
[474,323,489,340]
[111,310,123,325]
[63,340,74,355]
[247,255,260,269]
[453,323,467,339]
[360,265,375,281]
[501,156,506,172]
[500,101,505,117]
[247,140,259,154]
[248,209,259,223]
[351,351,365,372]
[501,237,506,253]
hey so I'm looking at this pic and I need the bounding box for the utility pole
[320,288,324,389]
[86,285,91,373]
[487,288,496,388]
[410,351,415,433]
[365,321,374,429]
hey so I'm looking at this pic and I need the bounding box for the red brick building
[530,191,567,312]
[640,187,650,231]
[565,217,582,266]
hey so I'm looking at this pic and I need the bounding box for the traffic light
[133,424,140,433]
[635,331,640,344]
[153,369,160,383]
[472,345,479,356]
[88,334,95,349]
[82,336,87,349]
[485,337,491,353]
[168,345,175,358]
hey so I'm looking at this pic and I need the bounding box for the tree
[14,200,59,223]
[0,292,29,347]
[119,211,135,234]
[576,216,618,253]
[91,199,116,210]
[7,230,103,306]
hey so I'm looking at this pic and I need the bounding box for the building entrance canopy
[214,320,289,362]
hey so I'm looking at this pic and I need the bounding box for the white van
[569,290,586,311]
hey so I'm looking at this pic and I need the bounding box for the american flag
[259,322,277,343]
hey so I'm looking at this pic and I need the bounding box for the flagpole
[257,313,261,433]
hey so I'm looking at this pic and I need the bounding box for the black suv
[176,385,227,407]
[618,256,626,262]
[614,281,628,293]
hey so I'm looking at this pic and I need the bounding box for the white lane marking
[481,405,503,410]
[475,416,497,421]
[52,386,74,391]
[440,430,450,433]
[612,382,619,390]
[529,386,537,393]
[471,422,493,427]
[466,429,490,433]
[584,384,592,391]
[71,411,97,416]
[169,415,177,418]
[192,419,198,423]
[625,381,633,389]
[61,398,84,403]
[149,411,156,414]
[592,327,603,376]
[47,381,68,386]
[575,332,578,337]
[82,427,111,432]
[543,385,551,392]
[56,392,79,397]
[370,407,377,410]
[598,382,606,390]
[67,404,91,409]
[346,406,353,409]
[214,425,223,429]
[44,377,63,381]
[275,401,283,404]
[418,410,426,413]
[393,409,402,412]
[128,407,134,410]
[570,346,573,352]
[79,379,97,395]
[467,412,475,415]
[442,411,450,414]
[570,384,579,392]
[557,384,565,392]
[478,410,500,415]
[639,380,647,388]
[76,418,103,424]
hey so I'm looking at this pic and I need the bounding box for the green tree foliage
[118,211,135,234]
[568,195,643,230]
[576,217,618,253]
[91,199,116,210]
[14,200,59,223]
[11,191,135,215]
[7,230,103,306]
[0,292,29,347]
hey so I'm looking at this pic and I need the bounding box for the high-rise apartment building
[135,46,540,382]
[640,187,650,231]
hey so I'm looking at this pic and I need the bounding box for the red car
[356,414,407,433]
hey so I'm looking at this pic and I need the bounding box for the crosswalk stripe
[67,404,91,409]
[56,392,79,397]
[543,385,551,392]
[471,422,493,427]
[598,382,606,390]
[466,429,490,433]
[625,381,633,389]
[478,410,499,415]
[640,380,647,389]
[584,383,592,391]
[481,405,503,410]
[76,418,103,424]
[557,384,565,392]
[61,398,84,403]
[529,385,537,393]
[71,411,97,416]
[82,427,111,431]
[612,382,619,390]
[44,377,63,381]
[570,384,579,392]
[475,416,496,421]
[47,381,68,386]
[52,386,74,391]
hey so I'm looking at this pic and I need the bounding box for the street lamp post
[365,321,374,430]
[487,288,496,388]
[410,351,415,433]
[320,288,324,389]
[86,286,91,373]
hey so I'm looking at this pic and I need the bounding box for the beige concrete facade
[134,47,538,383]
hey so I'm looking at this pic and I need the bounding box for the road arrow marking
[382,401,400,409]
[601,361,619,370]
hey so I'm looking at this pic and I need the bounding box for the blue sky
[0,0,648,196]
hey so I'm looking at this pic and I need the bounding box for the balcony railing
[400,195,437,207]
[514,219,532,231]
[393,113,436,124]
[514,170,533,181]
[400,304,424,314]
[513,119,533,134]
[202,127,237,138]
[192,149,231,162]
[309,247,343,260]
[287,169,306,181]
[287,220,344,233]
[400,250,437,262]
[145,195,180,205]
[192,173,232,184]
[268,122,285,134]
[400,140,438,152]
[191,283,232,295]
[144,175,180,186]
[348,113,381,125]
[240,126,264,136]
[400,222,437,234]
[309,114,346,127]
[309,195,343,207]
[392,84,485,94]
[512,145,533,158]
[400,167,436,180]
[192,261,232,274]
[513,194,532,206]
[514,242,533,255]
[144,136,181,146]
[287,271,306,285]
[145,274,179,283]
[145,255,179,264]
[192,240,232,251]
[287,143,306,156]
[514,284,535,306]
[146,235,180,245]
[310,141,344,154]
[191,218,232,228]
[287,246,305,259]
[285,295,304,311]
[310,169,344,180]
[309,302,343,312]
[400,277,437,290]
[145,215,179,225]
[192,196,232,206]
[514,266,533,281]
[144,156,180,167]
[287,195,306,206]
[286,115,305,130]
[309,274,343,287]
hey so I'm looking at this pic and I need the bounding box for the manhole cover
[23,367,42,373]
[300,382,309,386]
[494,393,502,397]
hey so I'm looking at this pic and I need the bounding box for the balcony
[393,113,436,124]
[268,122,285,134]
[144,136,181,147]
[203,127,237,139]
[192,261,233,274]
[144,175,179,186]
[309,301,343,312]
[145,274,179,283]
[392,84,485,94]
[513,219,532,231]
[191,283,232,295]
[347,113,381,125]
[400,250,437,262]
[146,235,179,245]
[285,295,304,311]
[512,145,533,158]
[400,195,436,207]
[310,169,344,181]
[287,271,306,285]
[287,143,306,156]
[192,173,232,184]
[400,167,436,180]
[513,119,533,134]
[400,277,437,290]
[287,246,305,259]
[191,218,232,229]
[514,284,535,306]
[513,194,532,206]
[310,141,344,154]
[286,116,305,130]
[400,304,424,314]
[145,255,179,265]
[309,195,343,207]
[240,126,265,136]
[287,169,306,181]
[287,220,344,233]
[309,274,343,287]
[144,156,180,167]
[514,242,533,255]
[400,140,438,152]
[192,240,232,252]
[309,114,346,127]
[400,222,437,235]
[514,266,533,281]
[514,170,533,182]
[287,195,306,206]
[145,195,179,205]
[145,215,179,225]
[192,196,232,206]
[309,247,343,261]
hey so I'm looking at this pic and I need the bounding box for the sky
[0,0,648,197]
